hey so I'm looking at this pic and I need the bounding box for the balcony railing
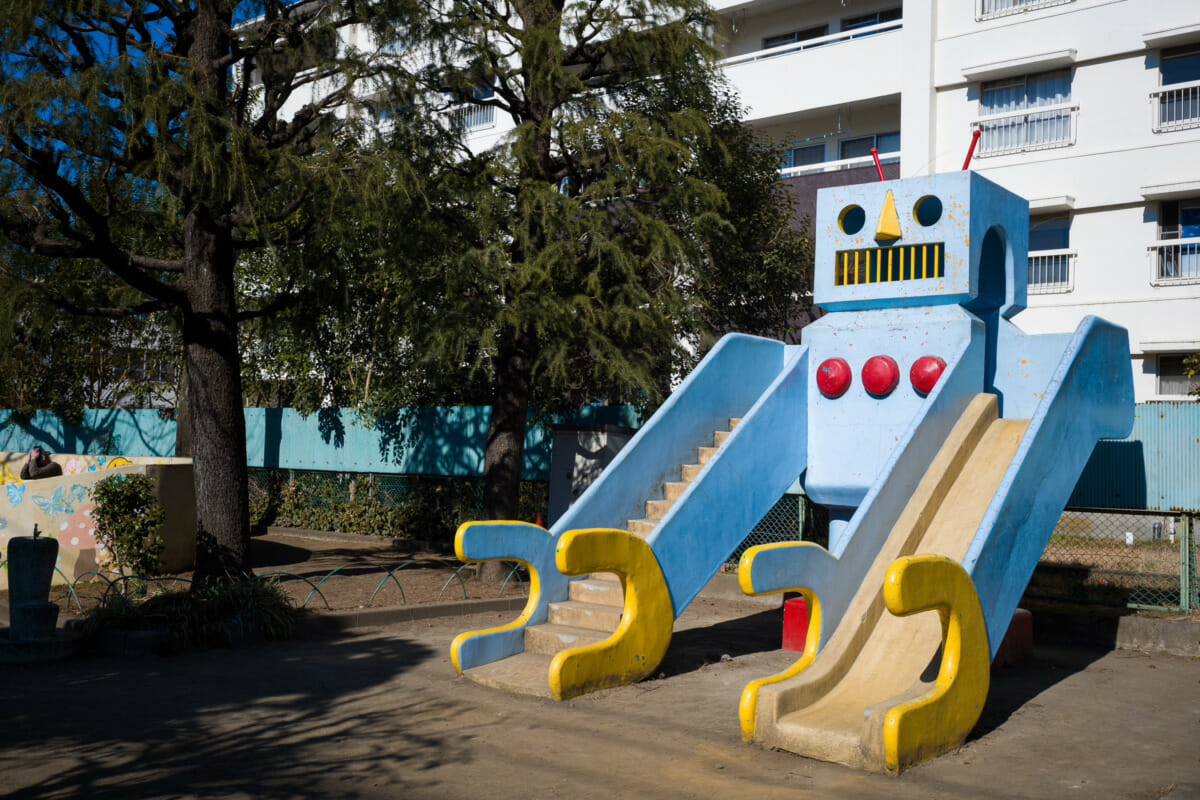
[448,103,496,132]
[976,0,1073,22]
[779,150,899,179]
[720,19,902,68]
[1027,249,1074,294]
[1149,238,1200,285]
[1151,79,1200,133]
[972,104,1077,157]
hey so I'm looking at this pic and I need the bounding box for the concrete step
[663,481,688,501]
[568,577,624,606]
[681,463,703,482]
[730,417,742,429]
[627,519,655,538]
[697,445,718,464]
[645,498,673,520]
[547,599,623,631]
[525,622,609,655]
[714,429,732,447]
[463,652,555,698]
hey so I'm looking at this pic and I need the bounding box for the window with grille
[1027,214,1073,293]
[1155,45,1200,132]
[976,70,1074,155]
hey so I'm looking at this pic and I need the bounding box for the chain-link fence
[725,493,830,568]
[1029,507,1198,612]
[251,470,1199,613]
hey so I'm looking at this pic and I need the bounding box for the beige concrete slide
[751,394,1028,770]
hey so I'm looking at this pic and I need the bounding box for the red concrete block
[991,608,1033,668]
[782,596,809,652]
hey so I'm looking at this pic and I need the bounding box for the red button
[862,355,900,397]
[817,358,852,398]
[910,356,947,395]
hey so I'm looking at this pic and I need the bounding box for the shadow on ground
[0,635,449,798]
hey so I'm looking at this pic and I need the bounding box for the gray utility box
[547,424,636,527]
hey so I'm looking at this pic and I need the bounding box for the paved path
[1,600,1197,799]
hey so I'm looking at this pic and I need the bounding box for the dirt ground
[48,529,528,615]
[1,591,1198,799]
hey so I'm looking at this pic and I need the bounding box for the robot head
[813,171,1029,318]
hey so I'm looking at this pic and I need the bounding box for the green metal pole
[1181,514,1194,613]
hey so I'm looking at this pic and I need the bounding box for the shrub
[82,577,300,649]
[91,473,167,575]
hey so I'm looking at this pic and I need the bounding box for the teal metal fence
[0,405,638,481]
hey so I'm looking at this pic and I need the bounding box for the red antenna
[870,148,885,182]
[962,129,981,170]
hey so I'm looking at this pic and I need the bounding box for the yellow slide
[743,394,1024,772]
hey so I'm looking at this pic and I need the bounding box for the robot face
[833,190,946,287]
[813,171,1028,315]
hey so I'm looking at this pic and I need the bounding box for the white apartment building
[708,0,1200,402]
[288,0,1200,402]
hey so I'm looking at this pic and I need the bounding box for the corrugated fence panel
[0,405,639,480]
[1069,402,1200,512]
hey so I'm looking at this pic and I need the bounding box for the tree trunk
[183,209,251,582]
[479,325,537,582]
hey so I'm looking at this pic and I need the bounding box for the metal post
[1180,514,1195,613]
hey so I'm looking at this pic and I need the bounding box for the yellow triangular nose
[876,190,902,242]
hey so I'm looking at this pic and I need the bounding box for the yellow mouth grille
[834,243,944,286]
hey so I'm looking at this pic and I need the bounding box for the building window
[976,0,1073,22]
[1153,45,1200,133]
[762,24,828,51]
[842,8,901,35]
[1156,354,1200,396]
[839,131,900,160]
[975,69,1075,156]
[780,143,825,170]
[1027,214,1074,293]
[1151,199,1200,284]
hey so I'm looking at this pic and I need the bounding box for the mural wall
[0,452,195,588]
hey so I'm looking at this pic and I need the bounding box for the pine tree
[0,0,398,581]
[364,0,813,579]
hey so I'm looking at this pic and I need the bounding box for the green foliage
[82,577,299,649]
[91,474,167,576]
[0,0,431,577]
[1185,353,1200,398]
[248,470,547,545]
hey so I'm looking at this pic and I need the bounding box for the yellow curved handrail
[549,528,673,701]
[735,542,825,742]
[880,554,991,773]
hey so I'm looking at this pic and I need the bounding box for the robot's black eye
[839,205,865,235]
[914,195,942,227]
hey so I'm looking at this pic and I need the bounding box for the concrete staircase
[464,418,741,696]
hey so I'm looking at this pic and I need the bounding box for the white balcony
[1027,249,1074,294]
[720,21,903,123]
[1151,79,1200,134]
[449,103,496,132]
[779,150,899,179]
[1149,238,1200,285]
[971,103,1077,157]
